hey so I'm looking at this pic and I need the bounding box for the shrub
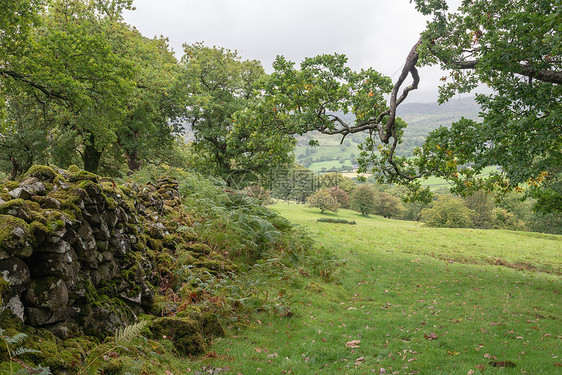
[492,207,527,231]
[350,185,376,216]
[421,195,475,228]
[373,191,404,218]
[316,218,356,225]
[307,189,340,213]
[464,190,495,229]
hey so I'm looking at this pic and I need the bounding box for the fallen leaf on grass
[424,332,438,341]
[355,356,365,365]
[345,340,361,348]
[489,361,516,368]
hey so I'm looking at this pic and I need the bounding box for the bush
[464,190,495,229]
[421,195,475,228]
[373,191,404,218]
[492,207,527,231]
[307,188,340,213]
[350,185,376,216]
[316,218,356,225]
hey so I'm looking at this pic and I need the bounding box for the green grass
[194,204,561,374]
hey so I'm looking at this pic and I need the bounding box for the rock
[26,307,52,326]
[0,257,31,286]
[1,295,25,321]
[0,215,33,259]
[8,187,32,200]
[38,240,71,254]
[29,252,78,278]
[39,197,61,210]
[18,178,47,196]
[24,165,56,183]
[43,305,75,325]
[24,277,68,310]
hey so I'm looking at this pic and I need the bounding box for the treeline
[0,0,294,184]
[275,172,560,234]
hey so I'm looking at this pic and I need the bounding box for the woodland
[0,0,560,373]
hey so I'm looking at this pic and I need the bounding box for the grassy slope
[198,203,561,374]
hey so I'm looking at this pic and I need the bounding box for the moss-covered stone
[150,317,206,355]
[69,170,99,183]
[0,214,33,258]
[24,165,57,183]
[188,243,212,255]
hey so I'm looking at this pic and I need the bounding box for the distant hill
[295,96,481,172]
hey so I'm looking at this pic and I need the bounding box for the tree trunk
[125,131,142,172]
[126,149,143,171]
[10,157,21,180]
[83,134,102,173]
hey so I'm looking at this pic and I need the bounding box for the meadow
[196,203,561,374]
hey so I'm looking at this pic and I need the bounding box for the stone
[43,305,75,325]
[25,277,68,310]
[26,307,52,326]
[29,252,78,278]
[8,187,32,200]
[38,240,71,254]
[150,317,207,355]
[1,295,25,321]
[0,257,31,286]
[39,197,61,210]
[0,215,33,259]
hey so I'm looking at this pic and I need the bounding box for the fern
[0,328,52,375]
[11,347,41,356]
[114,320,148,345]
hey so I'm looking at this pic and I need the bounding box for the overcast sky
[123,0,464,103]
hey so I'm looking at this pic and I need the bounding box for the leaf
[424,332,438,340]
[489,361,516,368]
[355,356,365,365]
[345,340,361,348]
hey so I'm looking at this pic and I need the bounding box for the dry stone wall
[0,166,187,339]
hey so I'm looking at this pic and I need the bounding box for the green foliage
[372,191,404,219]
[307,188,340,214]
[327,186,349,209]
[421,194,474,228]
[411,0,562,212]
[0,328,51,374]
[491,207,527,231]
[464,190,495,229]
[0,0,183,175]
[181,43,295,185]
[349,184,376,216]
[318,172,357,194]
[316,218,356,225]
[268,163,318,203]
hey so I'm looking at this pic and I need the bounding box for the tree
[307,188,340,213]
[464,190,495,229]
[110,26,185,172]
[1,0,137,173]
[421,195,475,228]
[409,0,561,212]
[328,186,350,209]
[180,43,295,185]
[373,191,404,219]
[318,172,357,194]
[350,185,377,216]
[0,0,183,175]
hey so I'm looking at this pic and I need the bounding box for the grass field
[196,204,561,374]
